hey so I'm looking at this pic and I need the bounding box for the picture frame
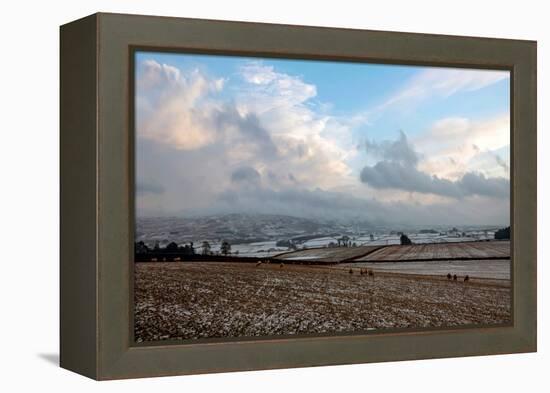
[60,12,537,380]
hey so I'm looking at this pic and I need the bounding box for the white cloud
[135,58,509,226]
[136,59,360,216]
[414,115,510,180]
[136,60,221,150]
[234,61,357,190]
[236,61,317,117]
[138,60,181,90]
[380,67,509,110]
[359,130,509,201]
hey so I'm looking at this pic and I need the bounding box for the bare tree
[201,241,211,255]
[220,241,231,256]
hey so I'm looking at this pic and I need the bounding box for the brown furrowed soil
[357,240,509,261]
[134,262,511,342]
[274,245,381,263]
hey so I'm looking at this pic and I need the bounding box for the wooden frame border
[60,12,536,380]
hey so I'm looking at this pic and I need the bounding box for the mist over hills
[135,213,499,247]
[136,213,376,246]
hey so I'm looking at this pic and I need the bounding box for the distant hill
[135,213,372,246]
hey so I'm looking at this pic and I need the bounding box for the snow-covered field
[136,214,502,257]
[217,241,287,257]
[134,262,511,342]
[219,233,498,256]
[203,237,505,259]
[340,259,510,280]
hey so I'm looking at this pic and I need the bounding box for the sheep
[256,261,262,267]
[368,270,374,277]
[280,263,284,268]
[151,258,158,262]
[464,275,470,282]
[360,269,365,275]
[447,273,452,280]
[349,268,354,275]
[173,257,181,262]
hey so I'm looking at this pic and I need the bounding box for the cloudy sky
[135,51,510,226]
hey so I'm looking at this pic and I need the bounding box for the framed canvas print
[60,13,537,380]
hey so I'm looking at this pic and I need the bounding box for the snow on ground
[134,262,511,342]
[228,241,287,257]
[199,233,497,257]
[340,259,510,280]
[303,237,340,248]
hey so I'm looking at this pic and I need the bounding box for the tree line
[494,226,510,240]
[134,240,234,257]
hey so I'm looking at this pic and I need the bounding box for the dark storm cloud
[360,163,509,199]
[365,130,419,166]
[231,166,261,183]
[360,132,509,199]
[214,105,278,159]
[360,161,460,197]
[459,172,509,198]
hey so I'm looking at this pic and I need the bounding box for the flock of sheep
[349,268,375,276]
[255,260,284,268]
[255,259,472,284]
[447,273,470,282]
[255,260,377,277]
